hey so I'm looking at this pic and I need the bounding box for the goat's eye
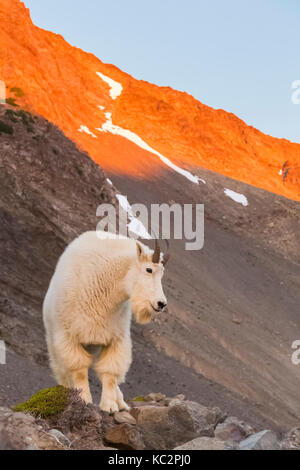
[146,268,153,274]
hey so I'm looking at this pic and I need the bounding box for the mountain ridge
[1,0,300,201]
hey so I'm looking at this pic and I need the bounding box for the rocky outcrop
[1,389,297,451]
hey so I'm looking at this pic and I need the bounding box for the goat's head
[130,239,169,324]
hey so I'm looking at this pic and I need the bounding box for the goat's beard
[131,298,153,324]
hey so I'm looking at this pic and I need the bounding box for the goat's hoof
[100,399,119,414]
[118,400,130,411]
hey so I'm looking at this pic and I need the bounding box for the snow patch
[78,125,97,138]
[98,105,105,110]
[116,194,151,239]
[106,178,113,186]
[116,194,132,214]
[127,217,152,239]
[96,113,200,184]
[224,188,248,206]
[96,71,123,100]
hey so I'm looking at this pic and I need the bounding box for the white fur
[43,230,167,412]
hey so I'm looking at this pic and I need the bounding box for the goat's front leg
[93,337,132,413]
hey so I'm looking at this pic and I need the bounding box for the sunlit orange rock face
[1,0,299,201]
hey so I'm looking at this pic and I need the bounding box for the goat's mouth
[150,303,161,313]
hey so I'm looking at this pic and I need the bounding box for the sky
[24,0,300,143]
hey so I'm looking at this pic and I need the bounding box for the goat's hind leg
[47,335,74,388]
[50,359,74,388]
[54,363,92,404]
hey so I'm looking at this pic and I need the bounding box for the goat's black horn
[152,238,161,264]
[162,239,170,266]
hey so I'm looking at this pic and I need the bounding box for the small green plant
[5,97,18,107]
[0,120,14,135]
[5,109,35,131]
[5,109,18,122]
[10,87,25,98]
[132,396,146,402]
[13,386,70,419]
[17,110,34,125]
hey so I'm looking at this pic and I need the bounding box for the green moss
[13,386,70,419]
[5,97,18,107]
[10,87,25,98]
[0,120,13,135]
[132,396,146,402]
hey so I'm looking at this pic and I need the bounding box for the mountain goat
[43,230,169,413]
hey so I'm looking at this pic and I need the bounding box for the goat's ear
[136,241,144,261]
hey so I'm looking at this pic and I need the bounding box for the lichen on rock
[131,396,146,402]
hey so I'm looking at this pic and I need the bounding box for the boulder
[0,407,68,450]
[239,430,280,450]
[175,437,238,450]
[215,416,254,442]
[131,400,225,449]
[175,394,185,401]
[48,429,71,448]
[146,393,166,402]
[104,423,145,450]
[114,411,137,426]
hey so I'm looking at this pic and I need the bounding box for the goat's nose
[157,301,167,311]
